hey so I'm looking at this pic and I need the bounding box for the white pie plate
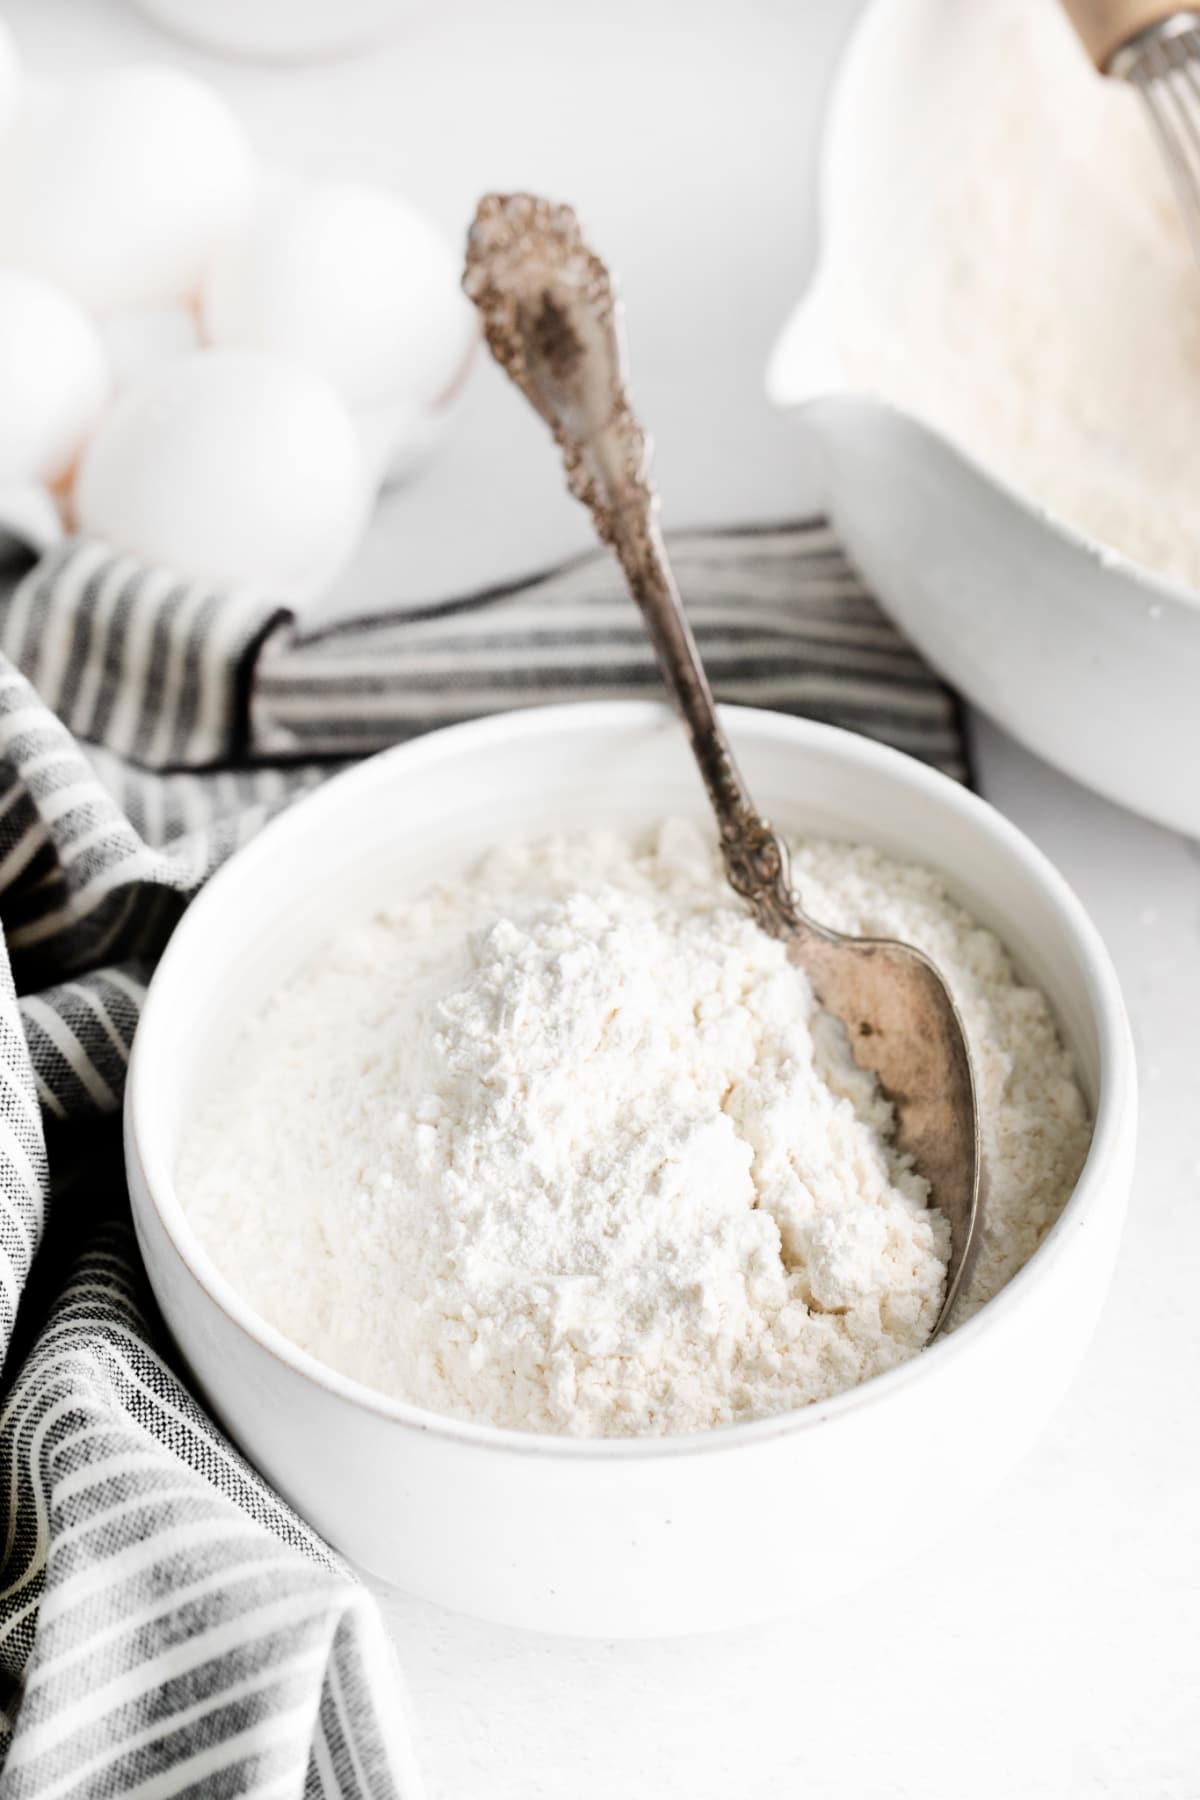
[767,0,1200,837]
[126,701,1136,1636]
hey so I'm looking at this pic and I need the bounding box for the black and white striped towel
[0,521,967,1799]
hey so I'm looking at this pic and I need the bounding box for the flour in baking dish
[832,0,1200,591]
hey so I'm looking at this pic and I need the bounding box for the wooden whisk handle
[1059,0,1188,69]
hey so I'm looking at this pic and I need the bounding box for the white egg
[99,305,201,389]
[0,271,109,484]
[132,0,407,60]
[202,178,478,412]
[0,483,64,554]
[0,67,255,311]
[356,398,430,490]
[355,392,463,491]
[74,350,368,599]
[0,19,22,136]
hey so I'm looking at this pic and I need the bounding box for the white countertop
[10,3,1198,1794]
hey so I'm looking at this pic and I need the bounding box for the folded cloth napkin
[0,521,968,1800]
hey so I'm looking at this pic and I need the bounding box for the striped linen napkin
[0,521,967,1799]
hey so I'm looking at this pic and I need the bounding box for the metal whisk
[1062,3,1200,256]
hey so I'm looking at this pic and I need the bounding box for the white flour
[832,0,1200,592]
[179,821,1091,1437]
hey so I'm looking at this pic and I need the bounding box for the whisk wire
[1122,25,1200,260]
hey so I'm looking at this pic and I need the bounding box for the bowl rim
[127,699,1136,1463]
[766,0,1200,619]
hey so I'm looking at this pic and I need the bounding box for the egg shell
[0,483,64,554]
[355,376,475,490]
[201,177,478,411]
[354,397,437,490]
[100,305,202,389]
[74,350,368,600]
[0,271,110,485]
[0,67,255,311]
[130,0,406,60]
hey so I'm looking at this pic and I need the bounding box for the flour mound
[831,0,1200,591]
[180,821,1090,1437]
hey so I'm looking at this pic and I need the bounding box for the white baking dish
[767,0,1200,837]
[125,702,1135,1636]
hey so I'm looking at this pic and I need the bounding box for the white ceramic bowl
[767,0,1200,838]
[125,702,1136,1637]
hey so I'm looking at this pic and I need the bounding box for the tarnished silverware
[464,192,982,1335]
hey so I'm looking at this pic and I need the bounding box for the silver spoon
[464,192,982,1336]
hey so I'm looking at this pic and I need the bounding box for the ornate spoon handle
[465,193,984,1337]
[464,192,801,938]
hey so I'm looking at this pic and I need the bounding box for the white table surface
[9,3,1198,1795]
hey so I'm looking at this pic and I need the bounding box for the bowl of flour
[126,702,1135,1635]
[767,0,1200,837]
